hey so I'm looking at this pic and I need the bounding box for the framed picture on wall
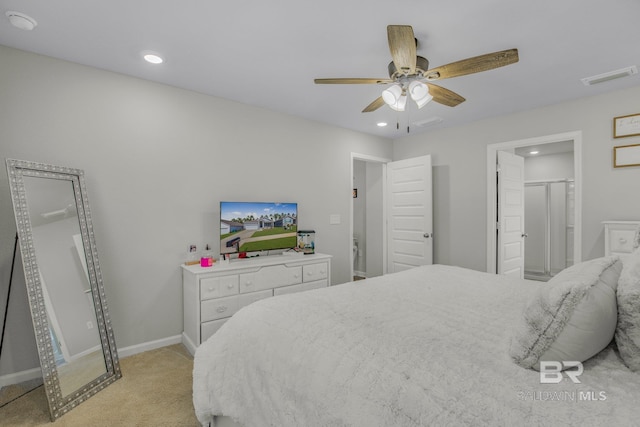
[613,113,640,138]
[613,143,640,168]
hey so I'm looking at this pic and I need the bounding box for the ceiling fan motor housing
[388,56,429,80]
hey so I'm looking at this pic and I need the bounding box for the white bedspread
[193,265,640,427]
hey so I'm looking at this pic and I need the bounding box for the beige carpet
[0,344,200,426]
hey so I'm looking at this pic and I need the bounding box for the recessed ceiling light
[143,53,164,64]
[377,122,388,127]
[6,11,37,31]
[529,150,539,155]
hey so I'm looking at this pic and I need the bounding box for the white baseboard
[181,332,197,357]
[0,367,41,388]
[116,334,182,359]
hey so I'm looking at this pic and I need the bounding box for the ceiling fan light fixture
[382,84,403,106]
[388,94,407,111]
[414,92,433,109]
[408,81,428,100]
[409,81,432,108]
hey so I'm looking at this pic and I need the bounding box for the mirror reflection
[22,176,107,397]
[6,159,121,421]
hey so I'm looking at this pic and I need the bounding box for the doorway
[486,131,583,274]
[350,153,434,280]
[351,154,389,280]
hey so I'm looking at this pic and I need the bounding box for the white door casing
[497,151,525,278]
[387,155,433,273]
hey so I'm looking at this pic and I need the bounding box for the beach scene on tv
[220,202,298,255]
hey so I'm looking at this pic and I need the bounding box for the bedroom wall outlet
[86,321,94,330]
[329,214,341,225]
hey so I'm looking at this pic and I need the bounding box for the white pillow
[509,256,622,370]
[615,247,640,371]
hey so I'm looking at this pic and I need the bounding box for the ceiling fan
[314,25,519,113]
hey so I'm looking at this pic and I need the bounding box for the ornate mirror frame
[5,159,121,420]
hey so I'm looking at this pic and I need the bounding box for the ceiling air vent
[581,65,637,86]
[412,117,443,128]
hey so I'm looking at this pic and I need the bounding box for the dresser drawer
[200,275,239,301]
[274,279,327,296]
[239,265,302,293]
[238,289,273,309]
[303,262,328,283]
[201,295,239,322]
[201,318,228,343]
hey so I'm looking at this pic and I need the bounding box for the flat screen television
[220,201,298,256]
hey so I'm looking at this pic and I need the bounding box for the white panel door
[497,151,525,278]
[387,155,433,273]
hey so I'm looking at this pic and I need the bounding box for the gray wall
[525,151,574,181]
[0,46,393,375]
[394,84,640,270]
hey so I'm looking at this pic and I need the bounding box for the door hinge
[496,221,500,230]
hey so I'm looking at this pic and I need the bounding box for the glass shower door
[524,180,573,281]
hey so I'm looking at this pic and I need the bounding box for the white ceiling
[1,0,639,139]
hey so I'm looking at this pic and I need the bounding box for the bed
[193,261,640,427]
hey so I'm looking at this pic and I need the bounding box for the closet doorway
[486,131,583,275]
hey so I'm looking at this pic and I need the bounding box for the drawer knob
[620,238,627,244]
[246,280,252,286]
[208,287,214,292]
[227,283,234,289]
[216,306,227,313]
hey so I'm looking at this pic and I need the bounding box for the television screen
[220,202,298,256]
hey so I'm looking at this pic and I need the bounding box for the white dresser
[603,221,640,258]
[181,253,332,355]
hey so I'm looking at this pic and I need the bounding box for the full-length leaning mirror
[5,159,121,421]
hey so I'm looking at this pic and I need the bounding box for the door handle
[522,233,528,238]
[423,232,432,239]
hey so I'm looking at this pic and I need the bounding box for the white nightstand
[603,221,640,258]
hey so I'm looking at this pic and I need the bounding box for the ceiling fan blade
[314,78,393,84]
[362,96,385,113]
[387,25,416,75]
[427,83,466,107]
[424,48,519,81]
